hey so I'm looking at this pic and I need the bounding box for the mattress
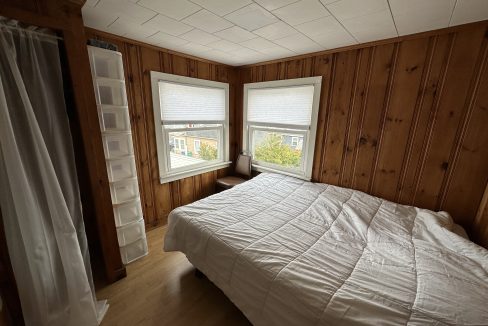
[164,173,488,325]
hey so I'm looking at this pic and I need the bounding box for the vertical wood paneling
[352,43,395,192]
[239,23,488,247]
[87,22,488,247]
[86,30,237,229]
[371,38,429,200]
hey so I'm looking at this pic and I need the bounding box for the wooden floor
[97,226,251,326]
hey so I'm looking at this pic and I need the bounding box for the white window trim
[151,71,231,184]
[243,76,322,181]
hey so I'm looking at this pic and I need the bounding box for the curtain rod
[0,24,63,41]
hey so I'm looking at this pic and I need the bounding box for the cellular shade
[159,81,225,122]
[247,85,314,126]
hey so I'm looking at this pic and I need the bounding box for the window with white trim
[243,77,322,180]
[151,72,230,183]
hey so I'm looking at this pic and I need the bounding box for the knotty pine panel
[239,22,488,246]
[86,29,238,229]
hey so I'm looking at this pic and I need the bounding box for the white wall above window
[151,72,230,183]
[243,77,322,181]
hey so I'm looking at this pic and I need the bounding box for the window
[151,72,230,183]
[194,139,201,153]
[291,136,299,147]
[243,77,322,180]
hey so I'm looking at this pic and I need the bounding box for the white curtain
[0,19,107,325]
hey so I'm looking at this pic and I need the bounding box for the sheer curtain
[0,19,107,325]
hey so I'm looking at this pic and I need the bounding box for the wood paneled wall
[85,29,238,229]
[239,22,488,244]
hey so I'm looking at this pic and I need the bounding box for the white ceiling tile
[228,47,262,59]
[274,33,323,53]
[273,0,330,26]
[296,16,357,47]
[84,0,98,7]
[107,17,156,39]
[325,0,388,21]
[254,0,300,11]
[225,4,278,31]
[214,26,258,42]
[450,0,488,26]
[146,31,189,47]
[199,49,232,62]
[389,0,456,35]
[142,14,193,36]
[340,9,397,42]
[96,0,156,24]
[253,21,297,40]
[207,39,243,52]
[240,37,277,51]
[82,6,118,30]
[191,0,252,16]
[138,0,201,20]
[175,42,212,55]
[182,9,234,33]
[180,29,221,45]
[259,45,295,56]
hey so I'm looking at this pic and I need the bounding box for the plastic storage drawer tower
[87,45,148,264]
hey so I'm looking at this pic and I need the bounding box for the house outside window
[194,139,201,153]
[243,77,322,180]
[151,72,230,183]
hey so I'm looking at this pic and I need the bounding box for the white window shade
[247,85,314,126]
[159,81,226,122]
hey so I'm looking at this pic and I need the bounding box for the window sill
[160,161,232,184]
[252,164,311,181]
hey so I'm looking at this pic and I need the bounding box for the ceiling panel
[450,0,488,26]
[389,0,456,35]
[214,26,258,42]
[145,32,189,47]
[180,29,221,45]
[240,37,278,51]
[191,0,252,16]
[296,16,357,48]
[182,9,234,33]
[273,0,331,26]
[254,0,300,11]
[83,0,488,66]
[142,14,193,36]
[274,33,322,53]
[339,9,397,42]
[225,4,278,31]
[138,0,200,20]
[253,21,297,40]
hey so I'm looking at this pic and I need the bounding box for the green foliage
[200,142,218,160]
[254,133,301,167]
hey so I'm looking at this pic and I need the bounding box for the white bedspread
[164,173,488,325]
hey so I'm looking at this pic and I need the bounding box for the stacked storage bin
[87,45,148,264]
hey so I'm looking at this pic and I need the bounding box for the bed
[164,173,488,325]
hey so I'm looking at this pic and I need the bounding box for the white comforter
[164,173,488,325]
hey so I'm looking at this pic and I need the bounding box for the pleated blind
[159,81,226,122]
[247,85,314,126]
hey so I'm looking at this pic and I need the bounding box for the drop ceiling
[82,0,488,66]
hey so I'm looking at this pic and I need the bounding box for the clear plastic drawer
[102,132,134,158]
[119,236,148,264]
[99,105,131,132]
[109,178,139,204]
[95,78,127,106]
[113,198,143,227]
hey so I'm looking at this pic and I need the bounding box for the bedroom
[0,0,487,325]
